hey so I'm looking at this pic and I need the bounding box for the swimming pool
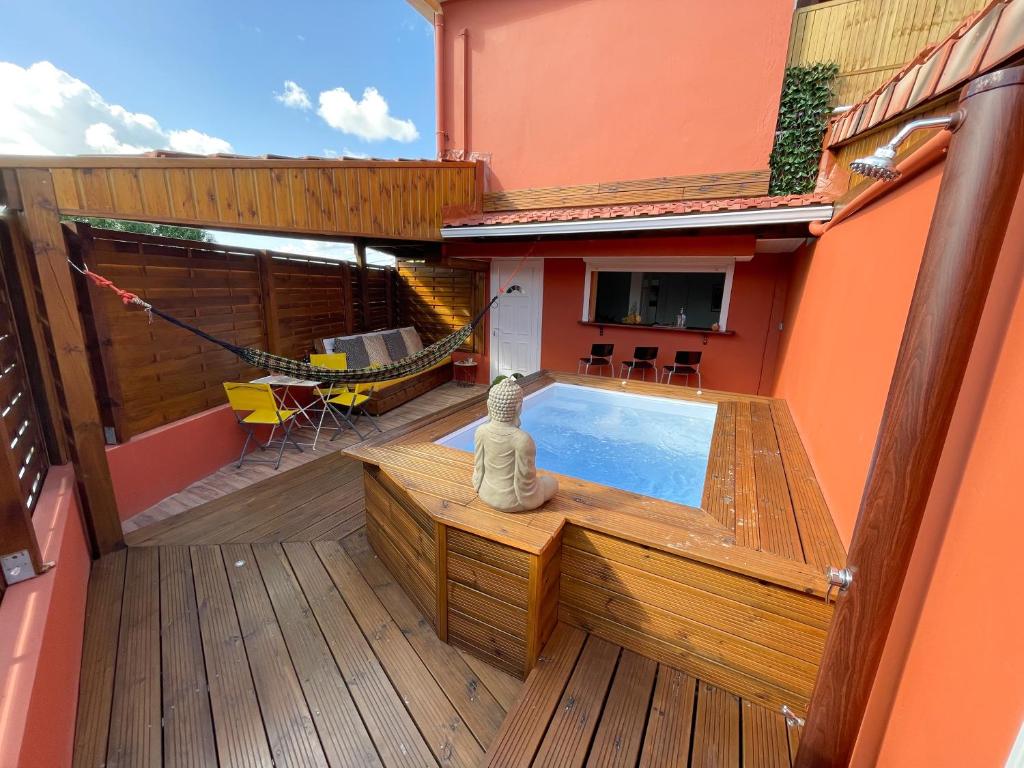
[435,382,717,507]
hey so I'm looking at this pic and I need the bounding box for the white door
[490,259,543,381]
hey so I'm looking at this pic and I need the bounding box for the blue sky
[0,0,436,159]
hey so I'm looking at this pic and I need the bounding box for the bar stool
[662,350,703,388]
[619,346,659,381]
[577,343,614,376]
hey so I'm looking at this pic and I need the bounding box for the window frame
[580,257,739,331]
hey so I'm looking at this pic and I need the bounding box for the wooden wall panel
[786,0,989,105]
[397,261,485,352]
[482,169,771,212]
[73,225,396,440]
[13,159,479,242]
[558,525,828,715]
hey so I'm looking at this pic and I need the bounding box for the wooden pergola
[0,154,481,563]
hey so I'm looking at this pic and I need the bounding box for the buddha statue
[472,378,558,512]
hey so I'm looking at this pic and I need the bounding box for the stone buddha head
[487,377,524,426]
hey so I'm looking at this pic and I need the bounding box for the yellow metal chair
[309,353,382,446]
[223,382,303,470]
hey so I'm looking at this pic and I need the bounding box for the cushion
[382,330,408,361]
[328,335,370,370]
[400,326,423,354]
[363,332,391,366]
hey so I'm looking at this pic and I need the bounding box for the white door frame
[489,258,544,381]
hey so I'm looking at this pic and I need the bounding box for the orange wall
[0,466,90,768]
[772,164,944,544]
[446,235,788,393]
[106,403,253,521]
[438,0,792,191]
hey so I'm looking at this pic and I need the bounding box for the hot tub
[435,382,717,507]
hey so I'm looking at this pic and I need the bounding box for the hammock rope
[69,248,532,385]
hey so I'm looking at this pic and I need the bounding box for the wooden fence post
[796,66,1024,767]
[342,262,355,334]
[71,223,127,444]
[355,239,369,333]
[256,250,281,355]
[15,168,123,556]
[385,265,396,328]
[0,418,44,577]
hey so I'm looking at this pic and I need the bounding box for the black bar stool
[578,343,614,376]
[619,346,659,381]
[662,350,703,389]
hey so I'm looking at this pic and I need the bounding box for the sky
[0,0,436,262]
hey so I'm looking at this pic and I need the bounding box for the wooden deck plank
[734,400,759,550]
[742,701,792,768]
[282,541,438,767]
[532,635,620,767]
[484,624,587,768]
[313,540,485,768]
[221,543,329,768]
[106,548,161,768]
[343,530,509,749]
[190,546,273,768]
[458,649,524,713]
[585,649,658,768]
[73,549,126,768]
[159,546,217,767]
[250,543,382,767]
[750,402,803,562]
[638,665,698,768]
[691,681,741,767]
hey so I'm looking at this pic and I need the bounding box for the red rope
[496,241,538,296]
[80,267,148,307]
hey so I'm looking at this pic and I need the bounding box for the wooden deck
[487,623,801,767]
[123,381,485,536]
[75,528,523,767]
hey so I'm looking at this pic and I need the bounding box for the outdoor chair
[223,382,303,470]
[619,346,659,381]
[309,353,382,445]
[577,343,615,376]
[662,350,703,389]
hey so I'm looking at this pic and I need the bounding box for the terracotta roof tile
[829,0,1023,148]
[443,193,834,228]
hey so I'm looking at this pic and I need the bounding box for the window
[582,258,735,330]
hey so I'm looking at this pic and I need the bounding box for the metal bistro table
[249,374,324,447]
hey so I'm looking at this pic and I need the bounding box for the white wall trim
[581,256,738,330]
[442,204,834,238]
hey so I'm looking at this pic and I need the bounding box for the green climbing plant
[768,63,839,196]
[61,215,211,242]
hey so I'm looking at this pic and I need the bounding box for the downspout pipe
[809,129,952,236]
[434,11,446,159]
[795,65,1024,767]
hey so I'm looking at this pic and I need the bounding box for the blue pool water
[436,383,717,507]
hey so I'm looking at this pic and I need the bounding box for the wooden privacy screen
[72,225,397,441]
[397,260,487,353]
[34,157,479,242]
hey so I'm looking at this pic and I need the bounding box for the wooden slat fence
[71,225,399,442]
[397,260,487,353]
[787,0,990,105]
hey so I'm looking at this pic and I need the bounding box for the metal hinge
[825,566,853,604]
[782,705,805,728]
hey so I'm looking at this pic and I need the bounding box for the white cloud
[274,80,311,110]
[208,230,395,266]
[317,86,418,143]
[0,60,233,156]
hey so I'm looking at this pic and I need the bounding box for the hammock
[74,263,505,385]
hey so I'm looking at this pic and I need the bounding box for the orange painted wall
[446,235,787,393]
[438,0,792,191]
[106,403,253,521]
[0,466,90,768]
[772,164,944,544]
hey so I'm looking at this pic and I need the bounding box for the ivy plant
[768,63,839,196]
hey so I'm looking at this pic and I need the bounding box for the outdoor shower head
[849,112,962,182]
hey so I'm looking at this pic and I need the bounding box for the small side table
[453,358,478,387]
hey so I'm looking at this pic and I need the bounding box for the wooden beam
[355,239,370,334]
[256,250,281,355]
[16,168,124,555]
[0,421,43,574]
[796,66,1024,766]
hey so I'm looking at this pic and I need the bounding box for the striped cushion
[328,336,370,369]
[382,330,408,361]
[400,327,423,354]
[363,332,391,366]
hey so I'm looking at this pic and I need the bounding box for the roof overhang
[407,0,444,20]
[441,204,834,239]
